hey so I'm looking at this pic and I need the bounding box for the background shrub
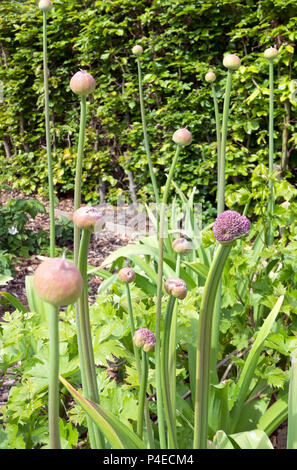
[1,0,297,218]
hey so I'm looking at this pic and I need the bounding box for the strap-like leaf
[59,376,145,449]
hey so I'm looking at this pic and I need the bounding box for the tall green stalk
[48,304,61,449]
[137,57,160,206]
[267,59,275,246]
[210,82,222,213]
[42,10,55,257]
[168,254,181,426]
[161,295,178,448]
[73,96,87,265]
[77,229,104,449]
[155,145,181,449]
[287,349,297,449]
[194,243,232,449]
[137,350,149,440]
[125,282,154,448]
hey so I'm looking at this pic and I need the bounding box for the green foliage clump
[1,0,297,209]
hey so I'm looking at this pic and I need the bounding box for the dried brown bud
[73,206,104,232]
[118,267,136,283]
[164,277,187,300]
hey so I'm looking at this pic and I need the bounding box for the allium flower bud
[118,267,136,283]
[172,237,192,254]
[34,257,83,307]
[205,71,216,83]
[132,45,143,56]
[70,70,96,97]
[38,0,53,11]
[164,277,187,300]
[264,47,278,61]
[172,128,192,147]
[223,54,241,71]
[73,206,104,232]
[212,210,250,244]
[133,328,156,352]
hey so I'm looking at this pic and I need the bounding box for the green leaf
[59,376,145,449]
[0,291,27,313]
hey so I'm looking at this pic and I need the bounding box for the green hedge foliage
[1,0,297,212]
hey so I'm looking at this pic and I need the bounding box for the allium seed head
[205,71,216,83]
[38,0,53,11]
[70,70,96,97]
[34,257,83,307]
[172,237,192,254]
[264,47,278,61]
[73,206,104,232]
[133,328,156,352]
[164,277,187,300]
[118,267,136,284]
[132,45,143,56]
[172,128,192,147]
[223,54,241,71]
[212,210,250,244]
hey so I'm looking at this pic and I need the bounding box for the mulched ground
[0,188,131,315]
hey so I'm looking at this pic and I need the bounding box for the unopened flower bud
[164,277,187,300]
[34,257,83,307]
[132,45,143,56]
[172,128,192,147]
[118,267,136,283]
[172,237,192,254]
[264,47,278,61]
[133,328,156,352]
[212,210,250,244]
[205,71,216,83]
[73,206,104,232]
[223,54,241,71]
[38,0,53,11]
[70,70,96,97]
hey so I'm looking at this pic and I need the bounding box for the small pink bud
[264,47,278,61]
[38,0,53,11]
[133,328,156,352]
[164,277,187,300]
[70,70,96,97]
[223,54,241,71]
[118,267,136,283]
[73,206,104,232]
[132,45,143,56]
[205,71,216,83]
[172,128,192,147]
[34,257,83,307]
[172,237,192,254]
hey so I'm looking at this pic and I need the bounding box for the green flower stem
[125,282,154,448]
[267,60,275,246]
[194,242,232,449]
[42,11,55,258]
[161,294,178,448]
[74,96,87,265]
[287,349,297,449]
[77,229,104,449]
[137,349,149,439]
[137,57,160,206]
[155,145,181,449]
[210,70,233,385]
[211,83,221,213]
[48,304,61,449]
[217,69,233,215]
[168,254,181,425]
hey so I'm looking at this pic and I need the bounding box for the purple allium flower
[133,328,156,352]
[212,210,250,244]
